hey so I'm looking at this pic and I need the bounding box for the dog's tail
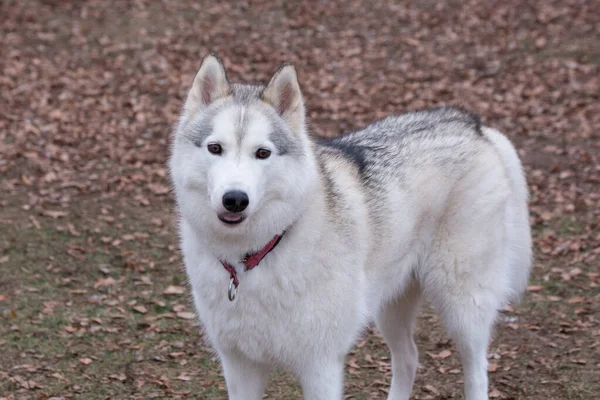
[484,127,533,302]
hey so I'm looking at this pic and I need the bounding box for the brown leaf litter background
[1,0,598,399]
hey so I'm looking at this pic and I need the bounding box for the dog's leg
[298,358,344,400]
[375,282,422,400]
[434,296,495,400]
[448,307,493,400]
[220,351,271,400]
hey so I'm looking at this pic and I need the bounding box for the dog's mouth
[218,212,246,225]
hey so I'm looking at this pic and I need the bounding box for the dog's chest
[190,267,321,360]
[187,255,368,365]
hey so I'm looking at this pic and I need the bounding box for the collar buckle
[228,277,237,301]
[220,232,285,302]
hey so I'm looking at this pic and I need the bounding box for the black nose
[222,190,249,212]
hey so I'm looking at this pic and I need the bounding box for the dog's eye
[207,143,222,155]
[255,148,271,159]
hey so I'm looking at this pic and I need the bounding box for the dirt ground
[1,0,599,399]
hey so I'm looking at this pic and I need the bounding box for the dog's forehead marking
[211,106,271,150]
[235,106,251,147]
[212,107,237,139]
[239,107,246,129]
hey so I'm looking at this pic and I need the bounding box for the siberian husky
[168,54,532,400]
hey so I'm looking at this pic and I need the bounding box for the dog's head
[170,54,316,238]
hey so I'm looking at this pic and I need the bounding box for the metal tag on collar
[228,277,237,301]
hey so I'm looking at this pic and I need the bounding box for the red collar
[221,233,285,298]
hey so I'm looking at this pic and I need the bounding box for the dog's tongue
[221,212,242,222]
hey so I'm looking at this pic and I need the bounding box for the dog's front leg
[298,358,345,400]
[220,351,271,400]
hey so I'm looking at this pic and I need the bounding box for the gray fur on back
[315,106,487,225]
[317,106,485,183]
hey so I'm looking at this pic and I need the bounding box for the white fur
[169,59,532,400]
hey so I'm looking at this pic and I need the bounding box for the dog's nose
[222,190,249,212]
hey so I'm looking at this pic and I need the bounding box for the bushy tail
[484,127,533,301]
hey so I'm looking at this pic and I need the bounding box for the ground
[1,0,599,399]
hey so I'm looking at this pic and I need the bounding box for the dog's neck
[221,232,285,287]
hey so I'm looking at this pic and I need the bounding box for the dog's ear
[261,63,305,135]
[184,54,230,115]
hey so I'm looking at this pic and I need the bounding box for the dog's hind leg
[436,296,496,400]
[375,281,422,400]
[298,358,345,400]
[220,351,271,400]
[423,257,503,400]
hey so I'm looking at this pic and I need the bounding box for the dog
[168,54,532,400]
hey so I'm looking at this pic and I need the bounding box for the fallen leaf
[164,285,186,295]
[427,349,452,359]
[176,311,196,320]
[527,285,544,292]
[40,209,68,219]
[93,277,123,289]
[567,296,585,304]
[133,305,148,314]
[66,222,81,236]
[109,373,127,381]
[423,385,440,395]
[149,183,170,195]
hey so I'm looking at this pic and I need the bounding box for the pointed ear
[184,54,230,115]
[261,63,305,134]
